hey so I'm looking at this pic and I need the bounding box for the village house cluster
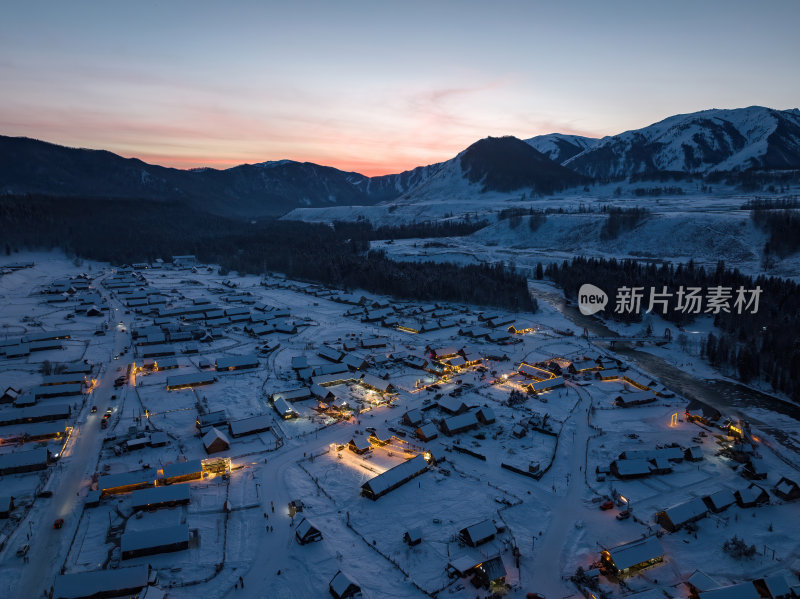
[0,255,798,599]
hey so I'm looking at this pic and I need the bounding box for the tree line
[543,256,800,401]
[0,194,535,312]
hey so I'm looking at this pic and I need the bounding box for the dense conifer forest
[0,194,534,312]
[544,256,800,401]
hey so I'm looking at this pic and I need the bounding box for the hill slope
[525,133,597,164]
[564,106,800,179]
[0,136,384,217]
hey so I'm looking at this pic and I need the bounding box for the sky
[1,1,799,176]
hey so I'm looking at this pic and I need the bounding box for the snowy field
[0,252,798,599]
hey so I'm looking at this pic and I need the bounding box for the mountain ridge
[2,105,800,217]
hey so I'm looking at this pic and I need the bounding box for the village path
[524,382,590,598]
[8,271,134,598]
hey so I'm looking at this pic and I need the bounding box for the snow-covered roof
[0,447,50,472]
[121,524,189,554]
[572,359,599,371]
[527,377,565,392]
[605,535,663,571]
[761,572,794,598]
[461,519,496,544]
[736,484,767,504]
[272,396,296,416]
[272,387,312,401]
[404,409,423,425]
[215,353,258,370]
[229,414,271,437]
[443,411,479,432]
[437,395,469,413]
[53,565,149,599]
[130,484,190,509]
[311,372,359,387]
[0,402,71,426]
[613,459,652,477]
[161,459,203,480]
[361,455,428,498]
[202,427,231,452]
[329,570,360,597]
[705,489,736,511]
[98,469,155,492]
[698,582,759,599]
[416,423,438,439]
[295,517,320,538]
[318,345,344,362]
[660,497,707,526]
[359,373,392,393]
[166,372,215,389]
[431,346,459,358]
[687,569,720,592]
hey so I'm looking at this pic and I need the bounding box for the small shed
[329,570,361,599]
[735,483,770,508]
[475,406,496,425]
[295,517,323,545]
[403,527,422,546]
[415,423,438,442]
[702,488,736,513]
[459,519,496,547]
[773,477,800,501]
[402,409,424,427]
[202,427,231,454]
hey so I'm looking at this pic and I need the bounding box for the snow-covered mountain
[524,133,598,164]
[564,106,800,179]
[382,136,588,203]
[4,106,800,219]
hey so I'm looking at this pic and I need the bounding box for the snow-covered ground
[0,252,799,599]
[285,182,800,280]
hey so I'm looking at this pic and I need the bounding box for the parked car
[616,510,631,520]
[53,518,64,529]
[599,500,614,511]
[37,490,53,498]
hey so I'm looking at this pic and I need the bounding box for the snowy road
[525,382,590,597]
[7,274,133,597]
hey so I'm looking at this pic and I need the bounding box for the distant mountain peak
[524,133,598,165]
[564,106,800,178]
[455,135,587,194]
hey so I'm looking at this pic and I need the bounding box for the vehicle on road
[53,519,64,529]
[16,544,30,558]
[599,500,614,510]
[37,490,53,498]
[616,510,632,520]
[91,405,98,413]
